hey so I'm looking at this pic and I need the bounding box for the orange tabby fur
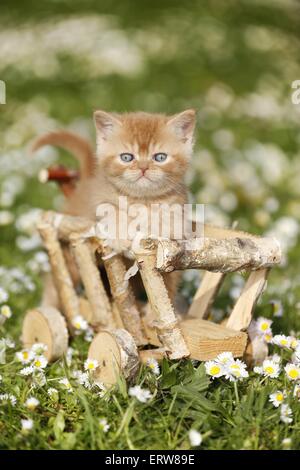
[33,110,197,307]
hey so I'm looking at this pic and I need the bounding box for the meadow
[0,0,300,450]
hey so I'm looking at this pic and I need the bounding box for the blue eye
[153,152,167,162]
[120,153,134,162]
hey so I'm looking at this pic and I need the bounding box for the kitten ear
[94,110,122,140]
[167,109,196,146]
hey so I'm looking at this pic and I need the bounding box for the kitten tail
[31,130,95,178]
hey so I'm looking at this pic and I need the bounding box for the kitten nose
[139,165,149,175]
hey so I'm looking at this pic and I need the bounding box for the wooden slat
[226,269,269,331]
[143,317,247,361]
[188,271,226,319]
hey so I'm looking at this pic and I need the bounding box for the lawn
[0,0,300,450]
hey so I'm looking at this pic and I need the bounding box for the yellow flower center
[288,369,299,379]
[88,363,94,370]
[265,366,275,374]
[261,323,269,331]
[280,339,288,346]
[74,322,81,329]
[34,360,41,367]
[210,365,221,375]
[276,393,283,402]
[23,351,29,360]
[264,334,272,342]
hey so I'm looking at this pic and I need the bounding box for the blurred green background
[1,0,300,329]
[1,0,300,450]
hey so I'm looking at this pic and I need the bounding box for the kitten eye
[120,153,134,162]
[153,152,168,162]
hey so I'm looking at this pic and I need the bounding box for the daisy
[73,370,92,389]
[282,438,292,449]
[31,343,47,355]
[72,315,88,333]
[256,317,272,334]
[289,337,299,350]
[146,358,160,375]
[0,286,9,303]
[293,346,300,364]
[20,366,34,376]
[84,358,99,372]
[99,418,110,433]
[188,429,202,447]
[280,404,293,424]
[59,378,73,393]
[270,300,283,318]
[215,351,234,365]
[225,359,249,381]
[47,388,59,400]
[32,355,48,370]
[284,363,300,381]
[261,359,280,378]
[16,349,34,364]
[128,385,152,403]
[205,360,225,378]
[21,418,33,432]
[272,335,291,349]
[269,390,286,408]
[263,331,273,343]
[25,396,39,410]
[293,384,300,400]
[0,393,17,406]
[0,305,12,319]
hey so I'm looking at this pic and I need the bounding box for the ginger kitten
[33,109,196,305]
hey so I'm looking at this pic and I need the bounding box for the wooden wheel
[22,306,68,361]
[88,329,139,387]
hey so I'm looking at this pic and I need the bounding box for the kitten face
[94,110,196,198]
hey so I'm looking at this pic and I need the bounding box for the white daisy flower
[31,343,48,355]
[282,438,292,449]
[270,354,281,364]
[32,355,48,370]
[84,358,99,371]
[289,337,299,350]
[66,347,74,366]
[256,317,273,334]
[261,359,281,378]
[269,390,286,407]
[25,396,40,410]
[47,388,59,400]
[189,429,202,447]
[59,378,73,393]
[293,384,300,400]
[225,359,249,381]
[128,385,152,403]
[280,404,293,424]
[205,360,225,378]
[0,286,9,303]
[20,366,34,376]
[293,346,300,364]
[16,349,34,364]
[146,358,160,375]
[215,351,234,365]
[0,393,17,406]
[21,418,33,432]
[284,363,300,381]
[0,305,12,319]
[253,366,263,375]
[270,300,283,317]
[72,370,92,389]
[99,418,110,433]
[72,315,88,333]
[263,331,273,343]
[272,335,291,349]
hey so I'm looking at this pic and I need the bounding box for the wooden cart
[22,210,281,387]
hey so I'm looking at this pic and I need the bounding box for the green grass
[1,0,300,450]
